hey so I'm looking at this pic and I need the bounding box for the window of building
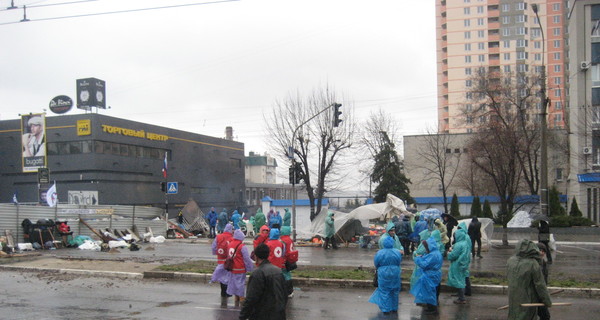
[515,15,526,23]
[502,16,510,24]
[556,168,563,181]
[555,88,562,97]
[478,54,485,62]
[553,15,560,23]
[519,88,527,97]
[534,53,542,61]
[533,16,539,25]
[532,28,541,38]
[517,51,528,60]
[478,42,485,50]
[465,31,471,39]
[464,7,471,15]
[465,55,472,63]
[534,41,541,49]
[479,115,486,123]
[503,40,510,48]
[517,64,529,72]
[516,2,526,10]
[466,92,473,100]
[465,67,472,75]
[553,40,561,48]
[502,3,509,12]
[593,88,600,105]
[466,104,472,111]
[464,0,470,3]
[504,65,511,73]
[466,79,472,87]
[477,6,484,13]
[553,3,560,11]
[554,77,562,85]
[516,39,527,47]
[504,52,511,60]
[502,28,510,36]
[466,116,473,124]
[516,27,527,35]
[464,19,471,27]
[554,65,561,72]
[554,52,561,60]
[477,18,484,25]
[554,113,563,126]
[555,101,562,110]
[465,43,471,51]
[592,43,600,63]
[478,30,485,38]
[593,5,600,20]
[553,28,561,36]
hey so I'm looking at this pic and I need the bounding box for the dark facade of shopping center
[0,114,245,215]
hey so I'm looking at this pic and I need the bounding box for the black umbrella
[441,213,458,224]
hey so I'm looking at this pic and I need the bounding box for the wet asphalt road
[2,271,599,320]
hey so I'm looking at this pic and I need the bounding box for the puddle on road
[157,301,190,307]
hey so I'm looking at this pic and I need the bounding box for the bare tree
[412,128,462,214]
[355,108,402,194]
[264,86,354,220]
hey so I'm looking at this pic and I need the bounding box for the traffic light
[333,103,342,127]
[288,163,303,184]
[160,182,166,192]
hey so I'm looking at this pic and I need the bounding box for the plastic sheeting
[453,218,495,249]
[507,211,532,228]
[298,194,410,239]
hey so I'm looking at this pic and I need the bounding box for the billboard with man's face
[21,113,47,172]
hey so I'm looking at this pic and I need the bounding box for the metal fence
[0,203,167,243]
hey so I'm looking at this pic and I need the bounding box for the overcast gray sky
[0,0,437,154]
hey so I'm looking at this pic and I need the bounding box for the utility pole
[533,4,549,218]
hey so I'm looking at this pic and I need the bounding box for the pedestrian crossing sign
[167,182,178,194]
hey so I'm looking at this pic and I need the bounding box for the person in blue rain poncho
[410,229,437,291]
[268,210,282,230]
[369,236,402,315]
[378,221,404,252]
[217,208,228,233]
[410,233,443,315]
[447,226,471,304]
[230,210,241,230]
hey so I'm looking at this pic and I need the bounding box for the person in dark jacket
[395,215,412,256]
[467,217,482,258]
[239,243,287,320]
[536,242,551,320]
[538,220,552,264]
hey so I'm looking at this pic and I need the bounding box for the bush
[550,215,594,227]
[569,198,583,217]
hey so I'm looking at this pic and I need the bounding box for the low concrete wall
[492,227,600,242]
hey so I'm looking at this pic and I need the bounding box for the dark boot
[220,297,227,308]
[424,304,438,315]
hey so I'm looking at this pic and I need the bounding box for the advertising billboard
[21,113,47,172]
[76,77,106,110]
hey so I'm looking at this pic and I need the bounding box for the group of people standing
[369,212,481,315]
[210,207,297,319]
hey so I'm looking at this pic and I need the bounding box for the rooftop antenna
[7,1,17,9]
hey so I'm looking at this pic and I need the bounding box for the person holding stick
[507,239,552,319]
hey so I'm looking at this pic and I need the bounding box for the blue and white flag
[46,182,58,207]
[12,191,18,205]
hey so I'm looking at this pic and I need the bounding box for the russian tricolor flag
[162,152,168,178]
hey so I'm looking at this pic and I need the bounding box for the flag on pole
[12,191,18,205]
[162,152,168,178]
[46,181,58,207]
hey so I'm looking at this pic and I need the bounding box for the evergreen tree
[548,185,566,217]
[569,197,583,217]
[450,193,461,217]
[371,138,413,204]
[482,199,493,219]
[470,196,482,217]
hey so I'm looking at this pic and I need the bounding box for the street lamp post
[532,4,549,218]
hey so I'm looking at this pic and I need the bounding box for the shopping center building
[0,113,245,215]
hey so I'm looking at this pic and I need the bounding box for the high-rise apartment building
[436,0,567,133]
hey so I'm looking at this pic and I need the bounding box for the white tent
[300,194,410,239]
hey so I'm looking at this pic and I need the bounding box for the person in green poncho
[507,239,552,320]
[254,208,266,235]
[378,221,404,252]
[283,208,292,227]
[447,227,471,304]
